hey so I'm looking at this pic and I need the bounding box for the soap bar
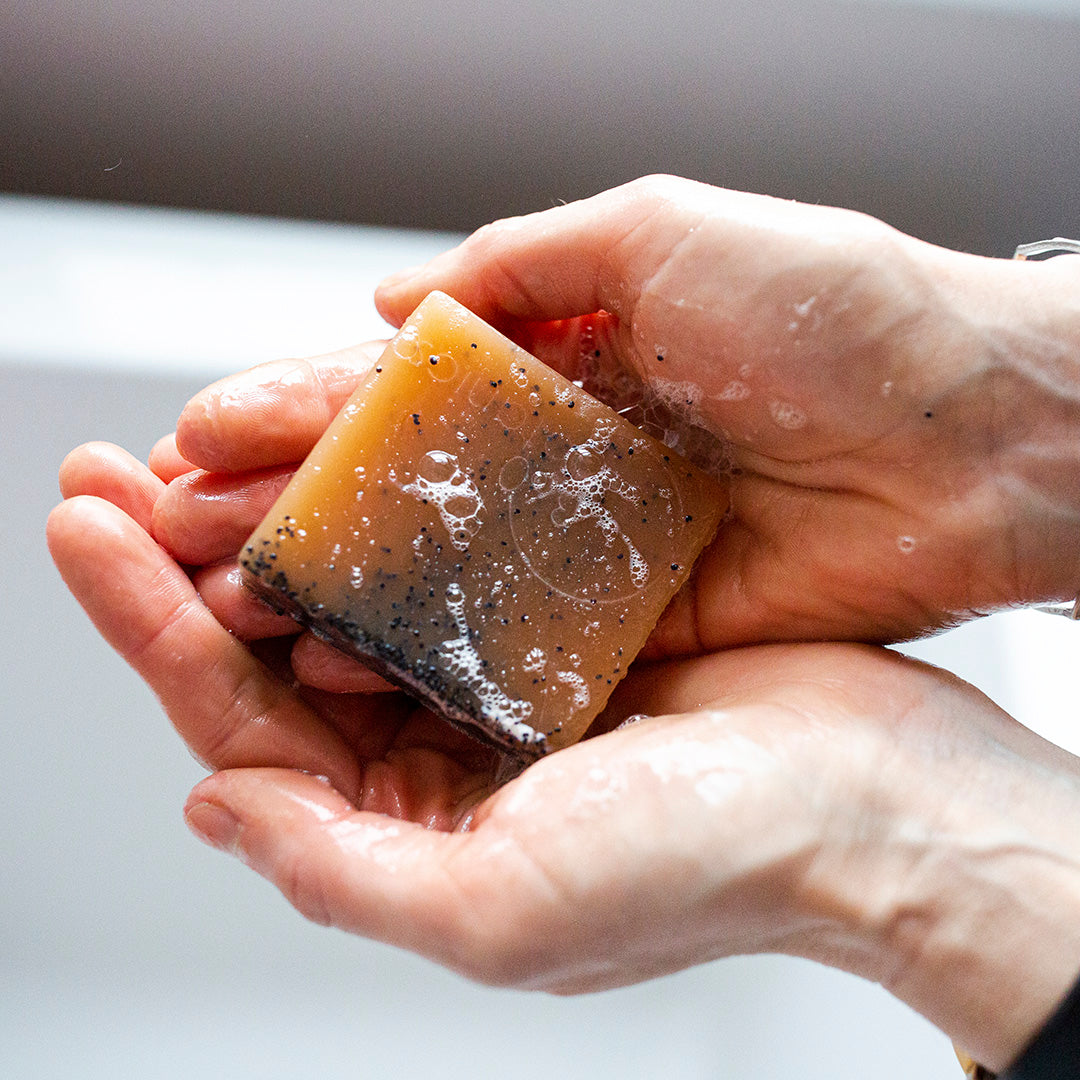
[240,292,726,759]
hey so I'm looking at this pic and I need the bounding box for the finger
[176,341,386,474]
[58,442,166,533]
[374,175,706,328]
[151,465,294,566]
[47,497,361,798]
[149,432,198,482]
[290,634,399,694]
[192,560,301,640]
[183,768,535,978]
[497,310,627,386]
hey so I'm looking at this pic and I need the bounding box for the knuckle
[276,847,335,928]
[620,172,695,209]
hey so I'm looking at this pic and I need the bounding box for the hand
[44,458,1080,1072]
[375,175,1080,649]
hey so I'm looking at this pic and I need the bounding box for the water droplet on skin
[897,535,917,554]
[881,381,894,397]
[769,400,807,430]
[715,380,750,402]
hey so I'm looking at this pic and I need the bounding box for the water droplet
[715,380,750,402]
[769,400,807,430]
[897,535,917,554]
[417,449,458,483]
[566,445,602,481]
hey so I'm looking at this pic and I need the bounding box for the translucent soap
[240,292,727,759]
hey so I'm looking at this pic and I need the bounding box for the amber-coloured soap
[240,292,726,758]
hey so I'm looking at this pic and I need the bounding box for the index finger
[175,341,386,474]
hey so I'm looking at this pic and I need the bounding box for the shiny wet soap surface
[241,292,727,757]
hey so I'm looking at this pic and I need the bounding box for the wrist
[790,677,1080,1071]
[934,247,1080,607]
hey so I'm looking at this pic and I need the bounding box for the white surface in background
[0,194,460,377]
[898,609,1080,758]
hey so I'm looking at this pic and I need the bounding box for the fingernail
[185,801,241,853]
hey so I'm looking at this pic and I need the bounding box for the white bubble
[649,378,704,416]
[440,585,541,744]
[897,535,917,554]
[555,669,590,710]
[393,450,484,551]
[715,380,751,402]
[522,648,546,673]
[769,400,807,430]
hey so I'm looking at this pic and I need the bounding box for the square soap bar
[240,292,726,759]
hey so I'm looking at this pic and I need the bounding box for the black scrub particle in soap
[239,291,727,762]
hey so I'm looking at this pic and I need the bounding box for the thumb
[374,175,701,330]
[183,768,528,981]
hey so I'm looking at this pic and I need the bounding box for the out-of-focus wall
[2,0,1079,252]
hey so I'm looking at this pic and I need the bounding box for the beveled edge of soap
[238,566,551,762]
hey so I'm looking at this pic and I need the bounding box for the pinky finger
[58,442,166,533]
[149,432,198,482]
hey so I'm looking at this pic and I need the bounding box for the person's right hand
[375,175,1080,652]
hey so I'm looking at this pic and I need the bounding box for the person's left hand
[49,436,1080,1073]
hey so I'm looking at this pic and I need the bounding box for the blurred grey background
[2,0,1080,253]
[3,1,1080,1077]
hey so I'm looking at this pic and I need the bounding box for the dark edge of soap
[238,564,550,762]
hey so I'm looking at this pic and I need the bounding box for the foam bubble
[522,647,546,672]
[715,380,751,402]
[394,450,484,550]
[555,669,590,710]
[769,400,807,430]
[526,424,650,594]
[441,584,541,744]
